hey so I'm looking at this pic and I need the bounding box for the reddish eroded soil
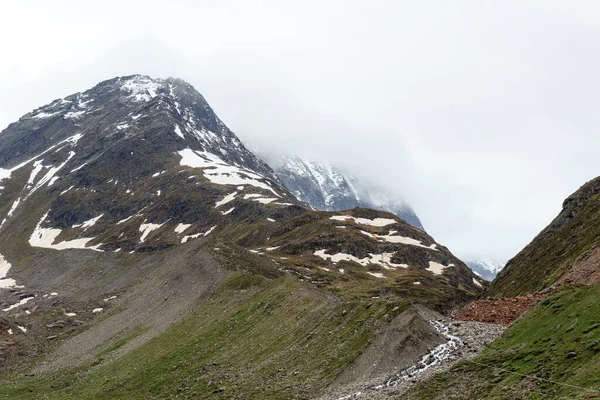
[453,294,544,326]
[455,246,600,326]
[558,247,600,286]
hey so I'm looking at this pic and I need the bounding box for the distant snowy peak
[464,259,505,281]
[275,157,360,211]
[263,154,424,230]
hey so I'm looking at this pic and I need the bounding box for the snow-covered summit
[4,75,277,183]
[464,258,505,281]
[0,74,297,252]
[260,154,424,230]
[120,75,165,102]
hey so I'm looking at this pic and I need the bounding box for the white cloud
[1,0,600,260]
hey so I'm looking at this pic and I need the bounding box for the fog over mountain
[2,1,600,261]
[256,151,425,230]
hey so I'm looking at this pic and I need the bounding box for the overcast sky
[2,1,599,261]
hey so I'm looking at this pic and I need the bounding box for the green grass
[406,284,600,399]
[96,325,150,360]
[1,273,408,399]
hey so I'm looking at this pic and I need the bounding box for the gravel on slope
[317,319,505,400]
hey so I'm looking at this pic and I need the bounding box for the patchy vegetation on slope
[2,274,409,399]
[259,208,483,311]
[488,176,600,298]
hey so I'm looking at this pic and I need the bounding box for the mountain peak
[464,258,505,281]
[2,74,278,181]
[118,75,168,103]
[258,152,425,230]
[113,75,204,104]
[0,75,484,397]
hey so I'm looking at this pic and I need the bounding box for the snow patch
[121,76,162,102]
[0,133,83,184]
[139,222,164,242]
[204,225,217,236]
[178,149,279,196]
[117,215,133,225]
[6,197,21,218]
[29,212,103,251]
[222,207,235,215]
[330,215,397,227]
[27,151,76,199]
[32,111,60,119]
[314,249,408,270]
[181,225,217,243]
[215,192,237,207]
[426,261,454,275]
[3,295,35,312]
[73,214,104,229]
[174,223,191,234]
[70,163,87,173]
[64,109,86,120]
[251,197,278,204]
[174,125,185,139]
[60,186,75,195]
[0,253,16,288]
[181,233,202,243]
[359,231,438,250]
[27,161,44,184]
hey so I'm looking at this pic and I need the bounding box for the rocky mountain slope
[0,75,482,399]
[405,175,600,399]
[487,176,600,298]
[263,155,425,230]
[464,258,505,281]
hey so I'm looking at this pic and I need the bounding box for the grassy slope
[406,285,600,399]
[2,273,408,399]
[405,177,600,399]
